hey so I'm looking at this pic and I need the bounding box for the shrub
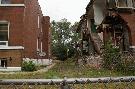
[52,44,68,61]
[103,41,121,70]
[103,41,135,75]
[22,61,37,72]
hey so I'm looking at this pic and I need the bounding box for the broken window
[0,22,9,46]
[133,0,135,7]
[0,0,11,4]
[107,0,116,8]
[117,0,133,7]
[82,41,89,54]
[0,59,7,68]
[91,19,96,33]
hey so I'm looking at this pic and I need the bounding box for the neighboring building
[0,0,51,71]
[77,0,135,55]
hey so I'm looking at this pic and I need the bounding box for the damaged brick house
[77,0,135,55]
[0,0,51,71]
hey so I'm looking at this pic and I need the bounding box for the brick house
[77,0,135,55]
[0,0,51,71]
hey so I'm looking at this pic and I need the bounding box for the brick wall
[11,0,24,4]
[0,7,24,46]
[23,0,50,59]
[0,49,23,67]
[42,16,51,59]
[0,0,51,60]
[120,13,135,46]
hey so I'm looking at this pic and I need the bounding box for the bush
[103,41,135,75]
[103,41,121,70]
[22,61,37,72]
[67,45,75,58]
[52,44,68,61]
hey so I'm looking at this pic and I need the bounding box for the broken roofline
[86,0,95,14]
[77,0,94,31]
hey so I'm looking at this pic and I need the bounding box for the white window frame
[0,21,9,46]
[41,41,43,52]
[37,38,39,52]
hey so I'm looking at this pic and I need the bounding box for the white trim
[130,46,135,49]
[37,38,39,52]
[117,7,134,9]
[0,46,24,50]
[38,16,40,28]
[0,41,8,46]
[7,21,10,45]
[41,41,43,52]
[23,58,52,66]
[0,4,25,7]
[41,26,43,32]
[0,67,21,71]
[0,21,8,23]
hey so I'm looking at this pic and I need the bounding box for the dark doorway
[0,59,7,68]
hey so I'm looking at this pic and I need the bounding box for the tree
[51,19,80,60]
[51,19,71,45]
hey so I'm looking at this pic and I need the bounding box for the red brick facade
[42,16,51,59]
[0,0,51,59]
[120,13,135,46]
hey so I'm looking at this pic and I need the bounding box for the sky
[38,0,90,24]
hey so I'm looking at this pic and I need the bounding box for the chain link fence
[0,76,135,89]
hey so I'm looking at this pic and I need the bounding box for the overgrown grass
[0,59,134,88]
[0,58,133,79]
[44,58,132,79]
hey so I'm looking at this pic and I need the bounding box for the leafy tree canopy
[51,18,80,60]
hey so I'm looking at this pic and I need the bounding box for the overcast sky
[38,0,90,23]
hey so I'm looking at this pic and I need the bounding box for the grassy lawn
[0,58,133,79]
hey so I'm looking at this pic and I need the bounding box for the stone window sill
[0,4,25,7]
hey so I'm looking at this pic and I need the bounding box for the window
[38,16,40,28]
[91,19,96,33]
[133,0,135,7]
[116,0,133,7]
[107,0,116,8]
[41,41,42,52]
[0,59,7,68]
[0,0,11,4]
[37,38,39,52]
[0,22,9,46]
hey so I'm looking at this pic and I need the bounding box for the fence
[0,76,135,89]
